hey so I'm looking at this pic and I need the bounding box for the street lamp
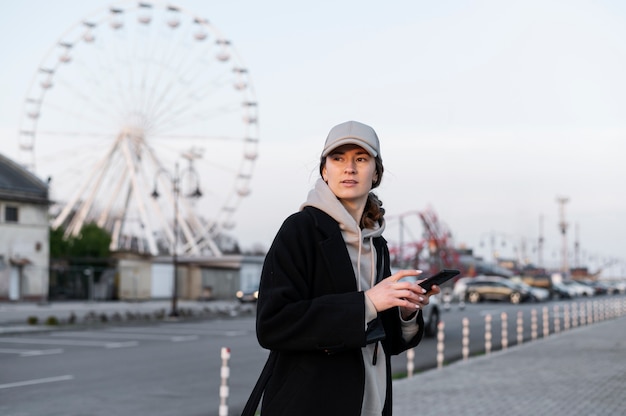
[151,160,202,317]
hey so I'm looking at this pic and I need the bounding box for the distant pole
[574,223,580,269]
[152,159,203,318]
[538,215,544,268]
[171,162,180,317]
[556,196,570,276]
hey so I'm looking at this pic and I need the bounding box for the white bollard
[578,302,587,326]
[500,312,508,350]
[406,348,415,378]
[219,347,231,416]
[530,309,537,340]
[462,317,469,361]
[571,302,578,328]
[484,314,492,355]
[563,304,570,331]
[436,321,445,369]
[516,311,523,345]
[553,305,560,334]
[542,306,549,338]
[586,301,593,325]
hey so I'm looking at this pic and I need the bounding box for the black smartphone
[418,269,460,291]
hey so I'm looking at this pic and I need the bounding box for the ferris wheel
[17,1,259,257]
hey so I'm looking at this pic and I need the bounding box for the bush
[27,316,39,325]
[45,316,59,326]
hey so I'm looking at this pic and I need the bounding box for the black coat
[255,206,424,416]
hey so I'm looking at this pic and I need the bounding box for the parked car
[521,273,553,292]
[517,281,550,302]
[510,277,550,302]
[422,293,441,338]
[608,280,626,294]
[452,275,491,301]
[552,281,577,299]
[561,280,595,297]
[464,278,532,304]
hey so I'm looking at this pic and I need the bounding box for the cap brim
[322,137,378,157]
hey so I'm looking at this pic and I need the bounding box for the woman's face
[322,144,378,206]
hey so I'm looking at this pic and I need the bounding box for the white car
[561,280,595,297]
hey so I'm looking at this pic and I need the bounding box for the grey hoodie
[302,178,418,416]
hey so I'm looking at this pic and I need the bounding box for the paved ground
[2,299,625,415]
[393,314,626,416]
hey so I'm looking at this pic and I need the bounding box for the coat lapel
[305,207,357,293]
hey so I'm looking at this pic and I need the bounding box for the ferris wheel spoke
[148,71,235,128]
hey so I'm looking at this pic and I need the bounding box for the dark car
[465,279,531,304]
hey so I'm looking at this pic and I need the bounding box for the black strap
[241,351,277,416]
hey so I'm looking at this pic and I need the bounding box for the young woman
[243,120,440,416]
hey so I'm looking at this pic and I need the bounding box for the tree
[49,223,112,259]
[70,223,112,258]
[49,227,70,258]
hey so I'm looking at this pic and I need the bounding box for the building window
[5,206,18,223]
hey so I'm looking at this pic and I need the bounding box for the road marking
[107,326,200,333]
[52,331,198,342]
[0,337,137,348]
[0,347,64,357]
[0,375,74,390]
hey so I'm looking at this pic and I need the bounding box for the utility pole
[152,160,203,317]
[556,196,569,276]
[538,215,544,268]
[574,223,580,269]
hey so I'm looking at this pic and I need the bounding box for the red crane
[387,207,463,276]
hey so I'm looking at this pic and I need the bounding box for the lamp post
[151,160,202,317]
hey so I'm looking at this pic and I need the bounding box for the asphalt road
[2,296,618,415]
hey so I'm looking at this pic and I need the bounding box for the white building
[0,153,50,301]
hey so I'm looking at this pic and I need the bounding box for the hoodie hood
[301,178,385,291]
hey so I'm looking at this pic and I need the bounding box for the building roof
[0,153,49,205]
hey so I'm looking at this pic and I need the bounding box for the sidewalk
[0,299,249,333]
[393,315,626,416]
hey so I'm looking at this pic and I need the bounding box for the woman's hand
[365,270,441,319]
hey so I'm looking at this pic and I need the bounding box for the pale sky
[1,0,625,277]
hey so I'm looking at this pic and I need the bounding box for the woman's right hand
[365,270,428,315]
